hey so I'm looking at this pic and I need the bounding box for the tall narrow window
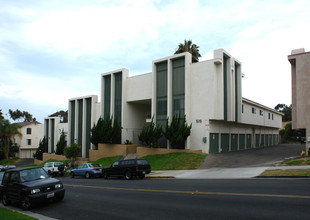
[172,57,185,118]
[26,128,31,135]
[27,139,31,145]
[104,75,111,119]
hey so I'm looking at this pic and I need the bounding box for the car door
[109,161,121,176]
[6,171,22,201]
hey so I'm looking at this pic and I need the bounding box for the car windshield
[20,168,49,182]
[0,172,4,182]
[89,163,101,168]
[137,160,149,165]
[54,162,63,167]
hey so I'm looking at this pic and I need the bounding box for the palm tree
[174,39,201,63]
[0,119,22,162]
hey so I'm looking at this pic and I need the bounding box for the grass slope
[142,152,207,170]
[260,169,310,176]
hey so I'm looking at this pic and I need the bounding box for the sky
[0,0,309,123]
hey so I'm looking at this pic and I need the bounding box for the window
[252,107,256,114]
[268,113,271,119]
[26,128,31,134]
[272,114,274,120]
[259,110,264,116]
[242,104,244,113]
[27,139,31,145]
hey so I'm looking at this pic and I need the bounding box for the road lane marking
[64,184,310,199]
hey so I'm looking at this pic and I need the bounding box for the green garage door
[246,134,252,149]
[239,134,245,150]
[231,134,238,151]
[221,134,229,152]
[269,134,272,146]
[210,133,219,153]
[265,134,269,146]
[261,134,265,147]
[255,134,260,148]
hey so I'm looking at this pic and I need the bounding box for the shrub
[139,117,162,148]
[55,130,66,155]
[163,115,192,149]
[33,137,48,160]
[90,116,121,148]
[64,143,81,162]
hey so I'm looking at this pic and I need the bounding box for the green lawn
[0,158,19,166]
[280,158,310,166]
[260,169,310,176]
[0,207,37,220]
[91,156,124,168]
[142,152,207,170]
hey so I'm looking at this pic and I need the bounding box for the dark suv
[103,159,151,180]
[0,167,65,209]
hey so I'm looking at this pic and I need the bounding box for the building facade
[68,49,282,157]
[15,121,44,158]
[44,116,68,155]
[288,48,310,153]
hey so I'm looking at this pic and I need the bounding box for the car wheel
[70,172,75,178]
[103,172,109,179]
[125,171,132,180]
[2,192,10,206]
[139,174,145,179]
[20,196,32,210]
[85,172,90,179]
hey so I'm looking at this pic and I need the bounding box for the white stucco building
[44,116,68,154]
[67,49,282,157]
[15,121,44,158]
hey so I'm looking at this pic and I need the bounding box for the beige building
[288,48,310,153]
[15,121,44,158]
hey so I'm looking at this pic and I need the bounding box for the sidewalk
[146,165,310,179]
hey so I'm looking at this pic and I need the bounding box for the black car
[0,167,65,210]
[103,159,151,180]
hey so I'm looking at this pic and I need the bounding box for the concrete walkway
[147,165,310,179]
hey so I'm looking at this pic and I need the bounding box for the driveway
[199,144,305,169]
[15,158,34,167]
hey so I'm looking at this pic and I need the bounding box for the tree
[163,115,192,149]
[33,137,48,160]
[90,116,121,148]
[0,109,4,119]
[55,130,66,155]
[279,122,305,143]
[0,119,22,162]
[64,143,81,164]
[8,109,36,122]
[175,39,201,63]
[49,110,68,123]
[274,104,292,122]
[138,117,162,148]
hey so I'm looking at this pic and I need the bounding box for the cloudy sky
[0,0,309,123]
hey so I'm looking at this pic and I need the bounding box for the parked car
[43,162,66,177]
[70,163,102,179]
[3,165,16,170]
[103,159,151,180]
[0,165,4,171]
[0,167,65,210]
[0,171,4,185]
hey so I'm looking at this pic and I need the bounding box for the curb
[145,176,175,179]
[255,175,310,178]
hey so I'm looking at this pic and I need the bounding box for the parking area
[200,144,306,168]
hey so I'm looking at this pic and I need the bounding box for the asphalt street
[6,177,310,220]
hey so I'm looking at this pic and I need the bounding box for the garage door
[231,134,238,151]
[221,134,229,152]
[239,134,245,150]
[261,134,265,147]
[246,134,252,149]
[265,134,269,146]
[255,134,260,148]
[209,133,219,153]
